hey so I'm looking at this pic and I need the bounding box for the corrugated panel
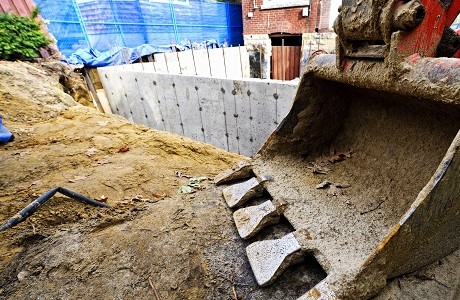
[272,46,301,80]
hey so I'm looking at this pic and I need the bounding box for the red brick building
[241,0,332,79]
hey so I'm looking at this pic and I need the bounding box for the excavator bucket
[216,1,460,299]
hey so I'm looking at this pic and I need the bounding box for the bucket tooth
[233,200,280,239]
[222,176,269,208]
[246,232,303,286]
[214,161,253,185]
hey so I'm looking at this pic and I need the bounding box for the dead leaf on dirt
[68,173,92,183]
[97,121,109,126]
[100,195,108,202]
[85,147,98,157]
[335,183,351,188]
[31,180,42,186]
[152,193,167,199]
[328,149,353,163]
[307,162,330,175]
[91,155,111,167]
[175,171,192,179]
[327,186,339,197]
[131,196,144,202]
[13,151,30,157]
[316,180,331,189]
[118,146,130,153]
[178,185,194,194]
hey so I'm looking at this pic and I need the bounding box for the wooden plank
[96,89,113,114]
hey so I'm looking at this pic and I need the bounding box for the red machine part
[396,0,460,58]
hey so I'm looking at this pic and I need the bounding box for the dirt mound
[0,61,327,300]
[0,61,458,300]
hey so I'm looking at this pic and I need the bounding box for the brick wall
[242,0,330,35]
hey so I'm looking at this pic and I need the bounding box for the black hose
[0,187,110,232]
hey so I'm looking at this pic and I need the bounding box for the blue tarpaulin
[0,116,13,143]
[35,0,243,58]
[65,39,220,67]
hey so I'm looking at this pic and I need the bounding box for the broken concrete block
[233,200,280,239]
[246,232,303,286]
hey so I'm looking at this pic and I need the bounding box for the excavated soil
[0,60,458,300]
[0,61,326,300]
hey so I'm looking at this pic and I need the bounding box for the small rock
[17,270,31,282]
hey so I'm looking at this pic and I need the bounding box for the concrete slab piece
[196,76,228,150]
[222,177,266,208]
[136,73,165,130]
[276,83,297,124]
[156,74,184,135]
[233,199,280,239]
[173,75,205,142]
[223,47,243,79]
[105,72,133,122]
[121,72,149,126]
[250,81,278,153]
[232,80,253,156]
[177,51,196,75]
[220,78,238,153]
[246,232,303,286]
[192,49,211,76]
[164,52,181,74]
[208,48,226,78]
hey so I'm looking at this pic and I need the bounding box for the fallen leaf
[91,155,111,167]
[85,147,98,157]
[13,151,30,157]
[131,196,143,202]
[118,146,130,153]
[327,186,339,197]
[175,171,192,178]
[316,180,331,189]
[329,149,353,163]
[307,162,330,175]
[97,121,109,126]
[178,185,194,194]
[152,193,167,199]
[100,195,108,202]
[68,173,92,183]
[335,183,351,188]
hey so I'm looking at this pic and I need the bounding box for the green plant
[0,9,50,60]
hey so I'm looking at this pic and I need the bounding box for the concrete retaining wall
[98,67,298,157]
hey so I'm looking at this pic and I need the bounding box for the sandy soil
[0,60,458,300]
[0,61,327,300]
